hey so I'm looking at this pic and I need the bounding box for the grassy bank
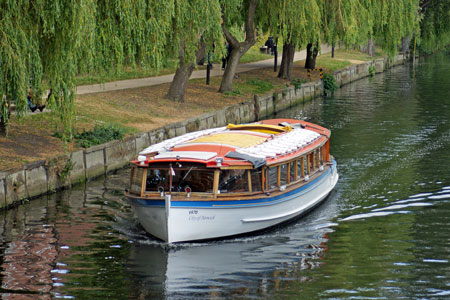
[0,48,378,172]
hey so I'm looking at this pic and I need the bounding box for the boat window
[268,167,278,189]
[290,161,296,182]
[250,169,263,192]
[319,147,324,165]
[280,164,288,186]
[219,169,249,193]
[146,167,214,193]
[298,157,305,178]
[130,166,145,194]
[314,151,319,170]
[307,153,312,174]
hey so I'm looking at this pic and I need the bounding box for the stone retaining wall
[0,54,406,209]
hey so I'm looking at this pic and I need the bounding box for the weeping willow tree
[0,0,51,135]
[166,0,223,102]
[306,0,359,69]
[219,0,259,93]
[258,0,321,80]
[419,0,450,54]
[0,0,172,139]
[320,0,420,60]
[368,0,420,57]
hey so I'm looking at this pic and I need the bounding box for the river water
[1,52,450,299]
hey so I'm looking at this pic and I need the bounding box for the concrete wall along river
[0,55,406,209]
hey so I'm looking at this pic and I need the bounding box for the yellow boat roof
[189,132,267,148]
[227,123,292,134]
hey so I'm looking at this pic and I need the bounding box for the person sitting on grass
[27,90,45,112]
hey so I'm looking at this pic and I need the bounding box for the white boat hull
[131,162,338,243]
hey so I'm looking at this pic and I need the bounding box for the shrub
[322,73,338,95]
[74,124,125,148]
[291,78,306,91]
[369,65,375,76]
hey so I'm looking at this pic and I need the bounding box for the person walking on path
[221,42,231,70]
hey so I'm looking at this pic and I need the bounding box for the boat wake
[340,186,450,222]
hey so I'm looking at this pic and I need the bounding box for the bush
[74,124,125,148]
[369,65,375,76]
[322,73,338,95]
[291,78,306,91]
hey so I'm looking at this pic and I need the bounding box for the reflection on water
[127,192,338,299]
[1,52,450,299]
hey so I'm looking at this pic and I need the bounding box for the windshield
[146,167,214,193]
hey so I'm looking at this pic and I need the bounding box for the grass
[331,48,385,60]
[232,78,274,95]
[75,61,179,86]
[240,46,273,64]
[313,56,353,72]
[75,44,272,87]
[293,48,386,73]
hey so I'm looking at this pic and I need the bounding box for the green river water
[1,52,449,299]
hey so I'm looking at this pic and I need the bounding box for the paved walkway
[76,44,333,95]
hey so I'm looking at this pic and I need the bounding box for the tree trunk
[367,38,375,57]
[278,42,295,80]
[166,60,195,102]
[400,36,411,54]
[166,40,206,102]
[331,42,335,58]
[219,0,258,93]
[0,97,9,136]
[219,45,245,93]
[0,119,6,136]
[304,43,319,69]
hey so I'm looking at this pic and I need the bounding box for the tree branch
[244,0,258,43]
[221,24,240,47]
[420,0,432,9]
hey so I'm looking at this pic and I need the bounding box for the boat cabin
[127,119,331,201]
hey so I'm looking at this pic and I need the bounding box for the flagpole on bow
[165,163,175,237]
[169,163,174,195]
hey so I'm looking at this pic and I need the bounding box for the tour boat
[125,119,338,243]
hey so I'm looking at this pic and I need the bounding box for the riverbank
[0,50,406,209]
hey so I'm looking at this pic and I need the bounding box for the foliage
[321,0,420,57]
[291,78,306,91]
[219,0,259,93]
[322,73,338,95]
[0,0,45,133]
[1,0,424,138]
[322,0,367,47]
[258,0,321,48]
[74,125,125,148]
[1,0,173,139]
[58,157,75,181]
[418,0,450,54]
[369,65,375,76]
[169,0,223,66]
